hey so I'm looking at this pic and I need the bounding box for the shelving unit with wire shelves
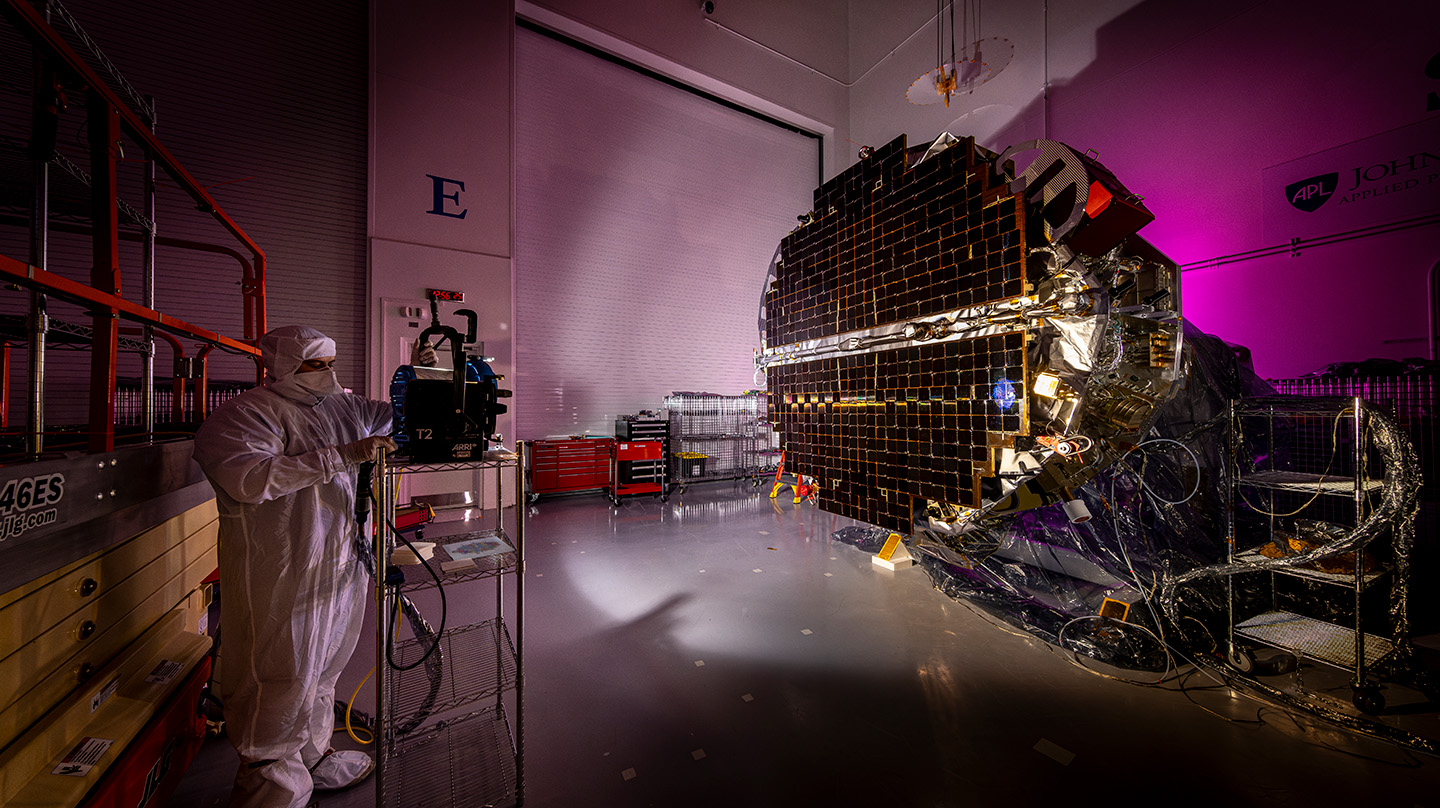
[381,449,523,590]
[385,448,522,473]
[387,617,519,720]
[1224,395,1406,713]
[663,393,780,489]
[389,513,518,593]
[374,447,525,807]
[382,704,520,808]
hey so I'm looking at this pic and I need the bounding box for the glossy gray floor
[170,482,1440,807]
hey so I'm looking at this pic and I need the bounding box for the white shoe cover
[310,749,375,791]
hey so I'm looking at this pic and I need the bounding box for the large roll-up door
[514,22,819,439]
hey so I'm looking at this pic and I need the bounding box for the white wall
[846,0,1440,378]
[512,24,819,439]
[369,0,514,430]
[370,0,855,446]
[370,0,1440,393]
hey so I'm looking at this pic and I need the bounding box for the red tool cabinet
[528,437,614,499]
[608,439,666,505]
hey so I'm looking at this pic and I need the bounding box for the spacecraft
[759,133,1432,743]
[758,132,1181,562]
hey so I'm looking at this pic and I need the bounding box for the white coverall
[193,326,391,808]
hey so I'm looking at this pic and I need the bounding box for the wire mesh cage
[663,392,766,437]
[1267,371,1439,631]
[113,378,254,427]
[1270,373,1436,502]
[664,392,779,484]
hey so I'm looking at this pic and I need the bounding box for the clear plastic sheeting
[830,525,892,553]
[909,321,1249,650]
[831,321,1437,754]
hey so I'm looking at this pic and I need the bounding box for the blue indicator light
[992,378,1018,410]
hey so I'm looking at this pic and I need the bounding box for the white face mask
[293,368,343,397]
[272,367,343,403]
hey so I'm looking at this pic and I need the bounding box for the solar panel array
[766,134,1034,532]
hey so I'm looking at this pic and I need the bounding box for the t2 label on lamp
[0,472,64,542]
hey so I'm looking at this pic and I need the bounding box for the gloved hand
[339,435,398,465]
[411,338,439,367]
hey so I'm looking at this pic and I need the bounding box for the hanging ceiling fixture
[907,0,1012,107]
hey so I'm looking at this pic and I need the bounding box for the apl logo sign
[1286,151,1439,213]
[1263,119,1439,241]
[1285,172,1338,212]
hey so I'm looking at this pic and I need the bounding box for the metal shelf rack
[394,527,517,592]
[664,392,779,489]
[388,618,519,719]
[375,447,525,807]
[1225,396,1405,712]
[1234,611,1395,672]
[382,705,520,808]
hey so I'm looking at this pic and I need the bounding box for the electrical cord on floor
[1013,460,1231,692]
[1176,668,1267,727]
[1055,613,1173,685]
[340,673,375,745]
[1255,706,1425,767]
[924,552,1281,720]
[1156,661,1427,766]
[1079,470,1433,758]
[1107,466,1237,692]
[951,477,1436,761]
[335,606,408,745]
[334,601,412,746]
[948,592,1185,687]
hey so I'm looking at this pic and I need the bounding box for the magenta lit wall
[850,0,1440,379]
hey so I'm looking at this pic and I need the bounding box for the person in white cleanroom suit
[193,325,396,808]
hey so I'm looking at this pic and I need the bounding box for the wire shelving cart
[374,448,526,807]
[1225,395,1414,713]
[664,392,779,491]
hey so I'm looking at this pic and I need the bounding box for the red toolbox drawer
[530,438,613,495]
[616,440,663,461]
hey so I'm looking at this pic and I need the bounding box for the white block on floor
[872,533,916,570]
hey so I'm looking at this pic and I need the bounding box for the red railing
[0,0,267,452]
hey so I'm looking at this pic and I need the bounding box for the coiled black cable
[353,461,446,735]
